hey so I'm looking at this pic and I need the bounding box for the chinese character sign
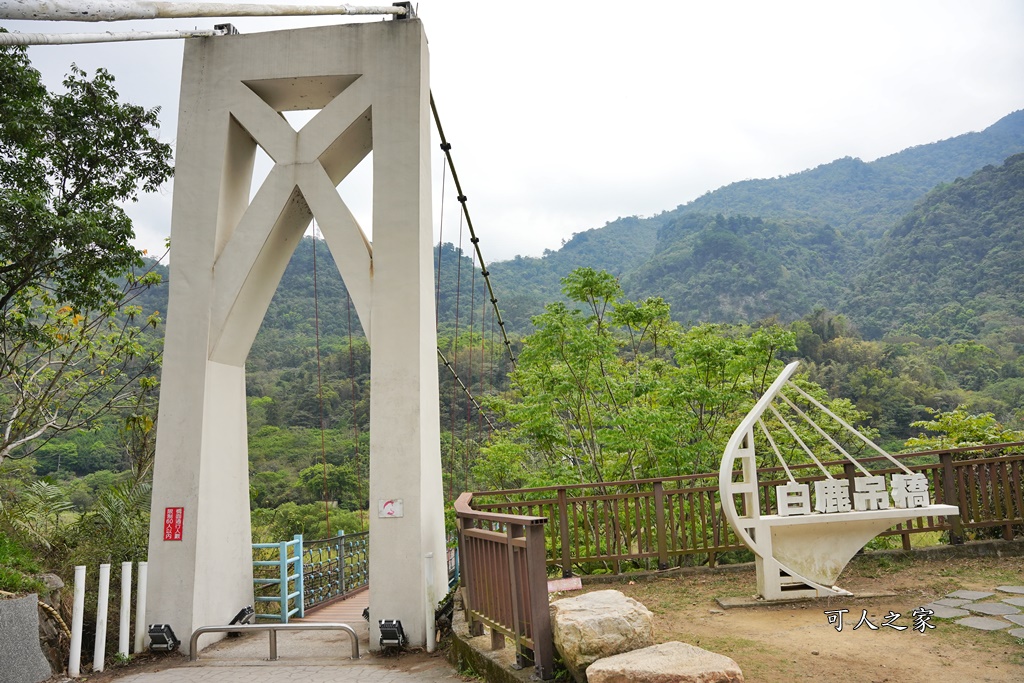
[825,607,936,633]
[164,506,184,541]
[814,479,852,513]
[777,473,931,516]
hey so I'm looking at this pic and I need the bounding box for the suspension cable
[435,151,448,325]
[310,223,331,538]
[478,292,486,435]
[437,348,496,431]
[346,287,365,532]
[430,92,516,368]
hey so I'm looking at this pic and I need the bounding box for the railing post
[338,530,346,594]
[842,462,857,508]
[653,482,668,570]
[456,511,484,637]
[941,452,965,545]
[557,488,572,577]
[525,524,555,680]
[279,540,288,623]
[506,524,524,665]
[294,534,304,618]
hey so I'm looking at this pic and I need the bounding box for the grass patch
[0,532,46,594]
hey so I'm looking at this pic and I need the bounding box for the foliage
[71,478,151,565]
[0,43,172,342]
[297,462,359,510]
[0,531,45,594]
[251,502,365,543]
[0,480,73,550]
[845,152,1024,340]
[484,268,801,483]
[0,44,170,466]
[903,407,1024,451]
[0,288,162,465]
[625,213,850,324]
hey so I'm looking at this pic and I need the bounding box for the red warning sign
[164,507,184,541]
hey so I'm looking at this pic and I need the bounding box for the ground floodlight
[378,619,407,649]
[147,624,180,652]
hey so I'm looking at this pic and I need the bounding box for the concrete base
[715,590,896,610]
[448,606,536,683]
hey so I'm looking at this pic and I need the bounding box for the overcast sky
[4,1,1024,262]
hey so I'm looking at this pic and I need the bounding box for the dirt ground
[577,553,1024,683]
[56,552,1024,683]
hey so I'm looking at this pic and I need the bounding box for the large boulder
[550,589,654,682]
[587,641,744,683]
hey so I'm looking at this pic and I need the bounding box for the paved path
[923,584,1024,637]
[109,591,465,683]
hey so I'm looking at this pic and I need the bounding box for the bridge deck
[297,587,369,639]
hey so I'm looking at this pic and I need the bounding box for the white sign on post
[378,499,404,518]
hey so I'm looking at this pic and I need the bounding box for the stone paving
[89,630,464,683]
[922,585,1024,639]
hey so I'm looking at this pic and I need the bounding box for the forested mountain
[488,109,1024,328]
[15,107,1024,550]
[623,214,850,324]
[488,214,664,329]
[683,110,1024,242]
[844,152,1024,341]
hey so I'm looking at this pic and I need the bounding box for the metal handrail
[188,622,359,662]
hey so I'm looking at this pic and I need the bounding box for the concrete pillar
[147,20,447,653]
[367,21,448,651]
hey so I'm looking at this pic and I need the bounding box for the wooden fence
[455,492,555,680]
[470,443,1024,577]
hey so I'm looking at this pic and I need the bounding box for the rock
[550,590,654,683]
[34,573,67,674]
[587,641,744,683]
[37,601,66,676]
[0,594,54,683]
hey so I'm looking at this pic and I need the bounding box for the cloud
[4,0,1023,262]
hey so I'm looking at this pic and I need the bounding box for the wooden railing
[455,492,554,680]
[470,443,1024,577]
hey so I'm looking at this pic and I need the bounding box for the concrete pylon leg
[367,24,447,650]
[146,20,446,654]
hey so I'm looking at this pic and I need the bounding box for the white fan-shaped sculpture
[719,361,960,600]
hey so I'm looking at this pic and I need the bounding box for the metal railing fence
[301,531,369,610]
[252,535,304,622]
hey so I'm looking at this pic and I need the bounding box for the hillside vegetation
[6,108,1024,560]
[493,109,1024,327]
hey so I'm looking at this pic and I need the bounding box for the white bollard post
[94,563,111,672]
[133,561,148,653]
[424,552,435,653]
[118,562,132,658]
[68,566,86,677]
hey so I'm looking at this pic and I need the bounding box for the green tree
[0,44,171,466]
[298,462,357,509]
[485,268,800,484]
[0,43,172,334]
[903,407,1024,451]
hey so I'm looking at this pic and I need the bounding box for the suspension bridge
[0,0,522,659]
[1,6,980,682]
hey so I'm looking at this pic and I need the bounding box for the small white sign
[378,498,404,518]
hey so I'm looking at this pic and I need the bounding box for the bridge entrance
[146,18,447,654]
